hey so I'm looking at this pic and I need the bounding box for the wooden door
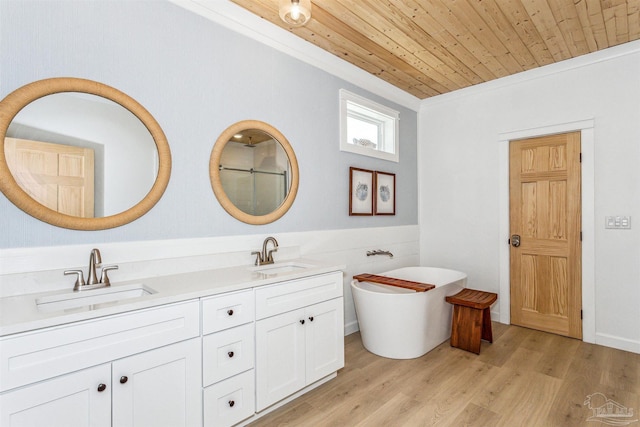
[509,132,582,338]
[4,137,95,217]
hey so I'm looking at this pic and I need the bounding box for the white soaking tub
[351,267,467,359]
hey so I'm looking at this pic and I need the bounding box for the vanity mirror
[0,77,171,230]
[210,120,299,225]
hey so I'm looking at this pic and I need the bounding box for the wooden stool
[445,289,497,354]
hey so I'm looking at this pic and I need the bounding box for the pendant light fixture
[279,0,311,27]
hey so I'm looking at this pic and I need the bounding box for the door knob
[120,376,128,384]
[511,234,521,247]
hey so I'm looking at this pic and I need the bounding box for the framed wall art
[374,171,395,215]
[349,167,373,215]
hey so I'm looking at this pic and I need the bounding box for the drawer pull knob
[120,376,128,384]
[300,319,305,325]
[227,309,234,316]
[229,400,235,407]
[228,351,234,358]
[97,383,107,392]
[308,316,314,322]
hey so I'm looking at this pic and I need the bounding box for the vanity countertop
[0,259,345,337]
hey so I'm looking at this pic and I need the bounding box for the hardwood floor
[249,323,640,426]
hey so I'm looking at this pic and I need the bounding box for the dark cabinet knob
[97,383,107,392]
[300,319,305,325]
[308,316,314,322]
[120,376,128,384]
[227,309,234,316]
[229,400,235,407]
[228,351,234,358]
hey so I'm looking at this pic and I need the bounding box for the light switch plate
[605,216,631,229]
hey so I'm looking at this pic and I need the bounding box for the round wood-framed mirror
[0,77,171,230]
[210,120,299,225]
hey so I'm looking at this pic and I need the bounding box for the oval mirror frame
[0,77,171,230]
[210,120,299,225]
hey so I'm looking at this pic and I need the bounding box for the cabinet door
[305,298,345,384]
[255,308,306,411]
[0,364,110,427]
[112,338,201,427]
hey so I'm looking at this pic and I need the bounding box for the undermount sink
[249,261,314,276]
[36,283,156,313]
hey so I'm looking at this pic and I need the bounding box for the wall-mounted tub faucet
[366,249,394,258]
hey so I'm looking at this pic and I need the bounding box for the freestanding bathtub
[351,266,467,359]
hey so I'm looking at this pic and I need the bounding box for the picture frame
[349,167,374,215]
[374,171,396,215]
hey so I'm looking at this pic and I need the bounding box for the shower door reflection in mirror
[218,136,289,216]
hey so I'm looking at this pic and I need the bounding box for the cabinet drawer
[0,300,199,393]
[203,323,254,386]
[203,369,255,427]
[202,290,254,334]
[255,272,342,319]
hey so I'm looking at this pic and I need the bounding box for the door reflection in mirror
[5,92,158,217]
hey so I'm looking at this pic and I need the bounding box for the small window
[339,89,399,162]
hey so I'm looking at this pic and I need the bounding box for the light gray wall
[0,0,418,248]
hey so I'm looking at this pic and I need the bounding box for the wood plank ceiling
[230,0,640,99]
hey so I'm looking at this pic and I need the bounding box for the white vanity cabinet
[0,264,346,427]
[254,272,344,411]
[201,289,256,427]
[0,301,201,427]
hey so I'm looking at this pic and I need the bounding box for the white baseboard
[596,332,640,354]
[491,312,640,355]
[344,320,359,336]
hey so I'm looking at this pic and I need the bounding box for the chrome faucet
[64,248,118,291]
[252,237,279,266]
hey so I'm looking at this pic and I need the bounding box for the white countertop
[0,259,344,337]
